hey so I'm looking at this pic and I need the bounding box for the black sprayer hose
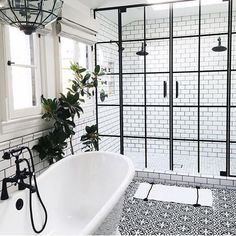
[25,147,48,234]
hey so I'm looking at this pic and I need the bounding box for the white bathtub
[0,151,135,235]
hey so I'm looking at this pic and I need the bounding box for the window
[6,26,41,119]
[60,37,92,93]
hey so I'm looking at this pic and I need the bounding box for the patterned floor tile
[119,180,236,235]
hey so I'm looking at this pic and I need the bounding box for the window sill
[0,115,52,143]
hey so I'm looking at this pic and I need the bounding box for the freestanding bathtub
[0,151,135,235]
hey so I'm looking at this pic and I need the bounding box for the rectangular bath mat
[134,183,213,207]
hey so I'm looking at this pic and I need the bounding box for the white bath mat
[134,183,213,207]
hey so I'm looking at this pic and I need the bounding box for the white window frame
[0,24,51,140]
[4,25,42,120]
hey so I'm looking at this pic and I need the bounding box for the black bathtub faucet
[1,146,36,200]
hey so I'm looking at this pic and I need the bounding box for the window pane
[9,27,34,65]
[99,136,120,153]
[146,5,169,39]
[122,7,144,41]
[97,75,119,105]
[98,106,120,136]
[173,37,198,72]
[173,141,198,174]
[200,142,225,176]
[173,1,199,37]
[124,138,145,169]
[12,67,36,110]
[200,35,228,71]
[123,107,145,137]
[61,37,90,93]
[147,139,169,171]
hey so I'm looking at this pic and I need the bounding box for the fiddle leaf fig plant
[81,125,100,152]
[33,63,102,164]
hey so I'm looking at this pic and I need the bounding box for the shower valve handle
[176,81,179,99]
[163,81,167,98]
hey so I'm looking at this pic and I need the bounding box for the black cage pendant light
[0,0,63,35]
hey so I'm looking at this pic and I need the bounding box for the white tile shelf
[135,168,236,189]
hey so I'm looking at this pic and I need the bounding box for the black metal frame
[94,0,236,176]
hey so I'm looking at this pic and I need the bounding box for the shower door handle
[163,81,167,98]
[176,81,179,98]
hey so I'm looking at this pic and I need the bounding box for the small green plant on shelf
[81,124,100,152]
[33,63,103,164]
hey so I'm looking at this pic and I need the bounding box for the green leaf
[94,65,100,74]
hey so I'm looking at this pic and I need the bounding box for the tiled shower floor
[126,152,228,176]
[119,179,236,235]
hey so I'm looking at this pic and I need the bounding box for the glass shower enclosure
[94,0,236,177]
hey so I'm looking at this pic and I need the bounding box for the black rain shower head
[212,37,227,52]
[136,43,149,56]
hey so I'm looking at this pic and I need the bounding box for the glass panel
[200,107,226,141]
[232,35,236,70]
[124,138,145,169]
[98,106,120,136]
[147,107,169,138]
[61,37,90,93]
[230,143,236,176]
[173,1,199,37]
[146,74,169,106]
[230,108,236,141]
[146,39,169,73]
[12,67,36,110]
[173,107,198,140]
[96,43,119,74]
[231,72,236,106]
[173,141,198,174]
[122,7,144,41]
[201,0,228,35]
[173,73,198,106]
[147,139,169,171]
[200,72,227,106]
[98,75,119,105]
[123,107,145,137]
[9,26,34,65]
[123,75,144,105]
[99,136,120,153]
[96,10,118,41]
[233,1,236,33]
[200,142,225,176]
[200,35,228,71]
[146,5,169,39]
[123,41,144,73]
[173,37,198,72]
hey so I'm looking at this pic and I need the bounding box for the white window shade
[57,3,98,44]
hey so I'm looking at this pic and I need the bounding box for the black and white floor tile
[119,179,236,235]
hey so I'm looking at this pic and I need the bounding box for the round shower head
[212,37,227,52]
[136,43,149,56]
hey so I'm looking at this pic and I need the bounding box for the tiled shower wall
[96,8,236,174]
[0,103,96,194]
